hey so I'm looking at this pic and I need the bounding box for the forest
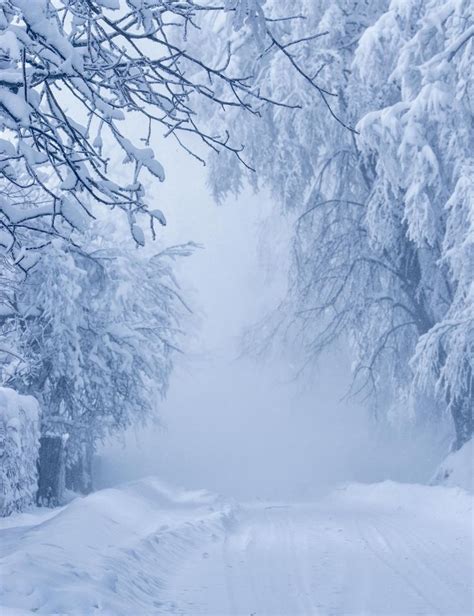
[0,1,472,614]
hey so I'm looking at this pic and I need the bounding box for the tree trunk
[450,364,473,451]
[451,396,473,451]
[65,440,93,494]
[36,435,66,507]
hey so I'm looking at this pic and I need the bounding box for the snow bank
[325,480,473,525]
[317,479,473,547]
[0,477,235,615]
[0,388,40,516]
[432,440,473,492]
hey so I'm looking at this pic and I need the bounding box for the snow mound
[0,477,235,615]
[432,440,473,492]
[326,480,473,525]
[0,388,40,516]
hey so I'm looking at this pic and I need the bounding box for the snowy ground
[1,478,472,615]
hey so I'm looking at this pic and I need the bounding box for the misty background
[96,142,449,501]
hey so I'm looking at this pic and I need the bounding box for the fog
[97,144,448,501]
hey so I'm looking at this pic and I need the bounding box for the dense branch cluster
[0,0,338,270]
[208,0,473,449]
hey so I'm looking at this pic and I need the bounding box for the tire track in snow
[163,488,472,616]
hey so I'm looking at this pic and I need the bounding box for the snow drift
[0,478,235,614]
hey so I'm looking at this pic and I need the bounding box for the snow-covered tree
[0,225,194,503]
[204,0,373,204]
[353,0,473,449]
[208,0,473,449]
[0,0,336,269]
[0,387,40,515]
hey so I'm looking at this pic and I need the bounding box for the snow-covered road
[0,479,472,615]
[165,492,472,616]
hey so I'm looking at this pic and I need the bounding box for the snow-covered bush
[432,440,473,493]
[0,387,40,516]
[1,224,195,502]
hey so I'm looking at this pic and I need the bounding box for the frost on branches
[0,387,40,516]
[0,0,333,270]
[207,0,473,449]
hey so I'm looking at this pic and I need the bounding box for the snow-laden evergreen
[0,387,39,516]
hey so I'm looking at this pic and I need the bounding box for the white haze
[97,143,449,500]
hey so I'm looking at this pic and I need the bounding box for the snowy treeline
[0,387,39,515]
[0,1,334,512]
[0,0,471,513]
[206,0,473,451]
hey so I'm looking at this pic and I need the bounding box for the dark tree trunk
[450,364,473,452]
[451,395,473,452]
[65,441,93,494]
[36,435,66,507]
